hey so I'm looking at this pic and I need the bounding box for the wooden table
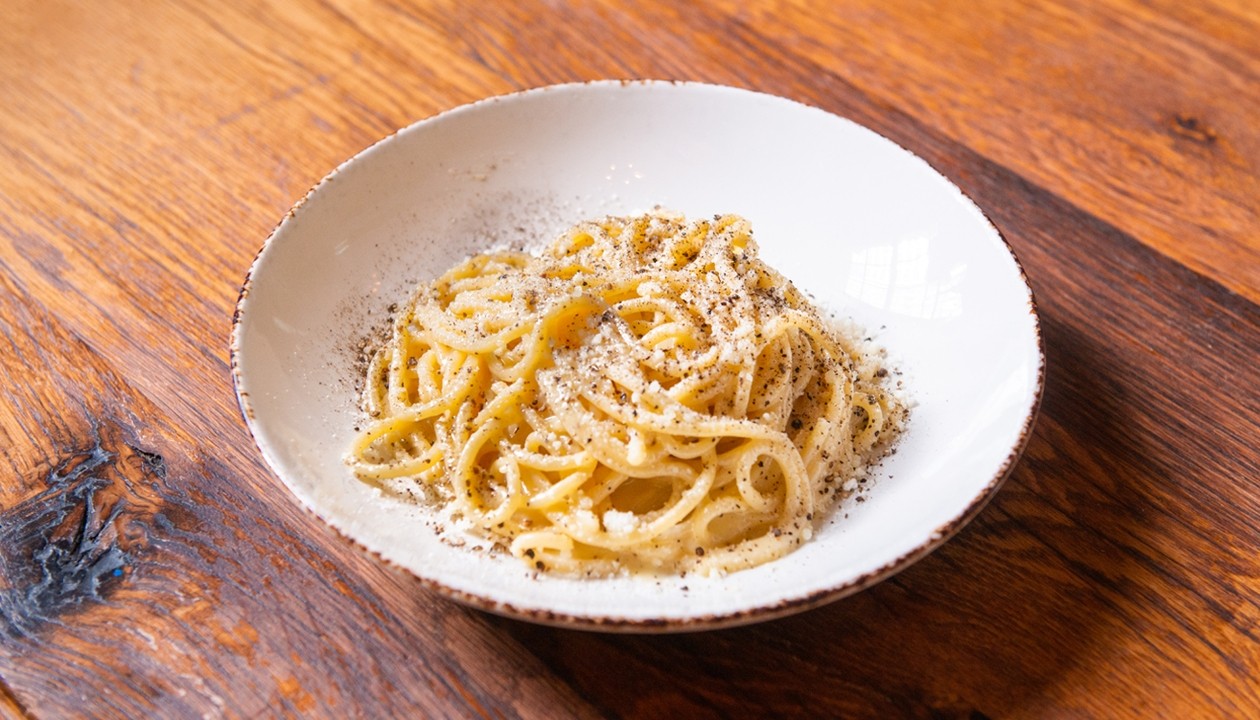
[2,0,1257,717]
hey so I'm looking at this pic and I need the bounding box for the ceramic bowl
[231,81,1043,631]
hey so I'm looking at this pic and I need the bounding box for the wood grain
[0,265,600,718]
[1,0,1257,717]
[711,0,1260,302]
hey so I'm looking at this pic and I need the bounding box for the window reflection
[844,236,965,319]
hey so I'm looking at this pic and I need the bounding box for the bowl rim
[229,79,1046,632]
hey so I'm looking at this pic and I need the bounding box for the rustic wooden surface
[1,0,1257,717]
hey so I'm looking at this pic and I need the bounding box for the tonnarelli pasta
[347,213,906,576]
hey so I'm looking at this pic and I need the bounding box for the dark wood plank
[702,0,1260,303]
[481,52,1260,719]
[0,265,600,717]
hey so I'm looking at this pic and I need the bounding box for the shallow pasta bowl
[231,80,1043,631]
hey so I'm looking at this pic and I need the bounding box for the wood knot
[1169,114,1218,145]
[0,431,165,638]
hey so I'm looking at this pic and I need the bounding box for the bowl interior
[233,81,1042,629]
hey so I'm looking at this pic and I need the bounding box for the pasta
[347,212,905,577]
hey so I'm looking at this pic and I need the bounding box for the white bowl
[231,81,1043,631]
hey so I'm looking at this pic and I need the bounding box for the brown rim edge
[228,79,1047,634]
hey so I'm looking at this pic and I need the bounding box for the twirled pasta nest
[348,212,905,577]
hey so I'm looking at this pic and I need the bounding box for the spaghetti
[347,213,904,576]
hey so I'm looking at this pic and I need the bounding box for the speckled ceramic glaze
[231,81,1044,631]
